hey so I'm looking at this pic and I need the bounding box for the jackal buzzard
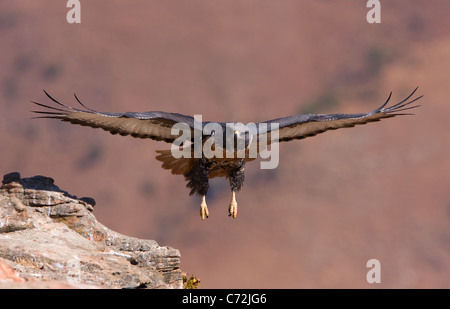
[32,88,422,219]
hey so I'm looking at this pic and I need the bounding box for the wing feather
[32,91,195,143]
[32,88,423,149]
[260,88,422,143]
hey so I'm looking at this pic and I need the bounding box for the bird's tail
[155,150,194,175]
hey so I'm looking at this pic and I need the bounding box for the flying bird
[32,88,422,220]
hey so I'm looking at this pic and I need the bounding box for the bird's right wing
[32,91,196,143]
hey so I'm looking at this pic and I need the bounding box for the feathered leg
[227,160,245,219]
[184,158,211,220]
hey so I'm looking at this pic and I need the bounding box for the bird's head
[223,123,253,153]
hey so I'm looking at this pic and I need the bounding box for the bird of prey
[32,88,422,220]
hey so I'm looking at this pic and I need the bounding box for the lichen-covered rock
[0,172,183,289]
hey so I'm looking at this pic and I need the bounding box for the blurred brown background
[1,1,449,288]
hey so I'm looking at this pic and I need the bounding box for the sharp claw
[200,206,209,220]
[229,203,237,218]
[200,195,209,220]
[228,191,237,219]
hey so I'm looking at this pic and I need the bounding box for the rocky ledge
[0,172,182,288]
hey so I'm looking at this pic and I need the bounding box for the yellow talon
[200,195,209,220]
[228,191,238,219]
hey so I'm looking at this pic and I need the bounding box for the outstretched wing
[259,87,422,143]
[32,91,196,143]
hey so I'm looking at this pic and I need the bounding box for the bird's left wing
[258,87,422,143]
[32,91,196,143]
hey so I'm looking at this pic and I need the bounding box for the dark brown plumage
[32,88,422,219]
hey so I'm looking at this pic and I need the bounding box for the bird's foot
[228,201,237,218]
[228,191,237,219]
[200,196,209,220]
